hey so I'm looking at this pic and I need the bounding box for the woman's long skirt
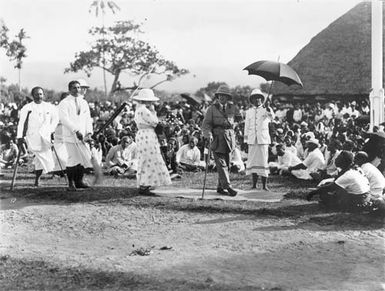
[136,129,171,188]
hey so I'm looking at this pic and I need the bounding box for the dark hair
[329,139,342,150]
[335,150,354,170]
[354,151,368,166]
[60,92,69,101]
[68,80,80,90]
[31,86,44,96]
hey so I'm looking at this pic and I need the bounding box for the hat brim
[214,93,232,98]
[306,141,319,146]
[132,96,159,102]
[249,94,266,102]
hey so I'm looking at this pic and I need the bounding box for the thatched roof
[273,2,383,97]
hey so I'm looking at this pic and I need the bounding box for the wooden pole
[370,0,384,130]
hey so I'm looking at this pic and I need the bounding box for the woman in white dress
[133,89,171,194]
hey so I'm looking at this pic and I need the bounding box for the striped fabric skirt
[246,144,269,177]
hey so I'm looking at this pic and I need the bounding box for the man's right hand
[17,138,25,147]
[75,131,84,141]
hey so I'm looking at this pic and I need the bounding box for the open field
[1,169,384,290]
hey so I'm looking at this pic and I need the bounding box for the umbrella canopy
[181,93,201,106]
[244,60,303,87]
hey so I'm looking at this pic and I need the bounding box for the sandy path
[1,200,384,290]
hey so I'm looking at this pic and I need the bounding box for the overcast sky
[0,0,363,93]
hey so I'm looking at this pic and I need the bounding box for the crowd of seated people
[1,96,384,212]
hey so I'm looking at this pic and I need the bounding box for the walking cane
[51,144,67,184]
[10,110,32,191]
[201,139,212,199]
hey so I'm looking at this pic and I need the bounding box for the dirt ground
[0,171,384,290]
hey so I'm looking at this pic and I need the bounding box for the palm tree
[89,0,120,98]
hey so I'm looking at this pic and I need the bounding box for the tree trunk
[109,70,121,98]
[18,68,21,92]
[102,63,107,98]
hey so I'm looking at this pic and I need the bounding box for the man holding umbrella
[202,85,241,196]
[244,89,274,190]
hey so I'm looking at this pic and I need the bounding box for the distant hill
[273,1,383,98]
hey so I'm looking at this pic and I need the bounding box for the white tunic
[361,162,385,197]
[335,168,370,195]
[16,101,58,173]
[244,105,274,176]
[292,148,325,180]
[58,95,93,168]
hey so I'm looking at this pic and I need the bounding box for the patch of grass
[0,256,262,291]
[1,169,384,227]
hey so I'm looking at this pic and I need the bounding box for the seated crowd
[1,97,384,212]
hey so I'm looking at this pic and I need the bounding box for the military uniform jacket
[202,102,241,153]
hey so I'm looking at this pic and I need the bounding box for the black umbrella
[244,60,303,87]
[181,93,201,106]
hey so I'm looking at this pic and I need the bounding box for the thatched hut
[273,1,384,103]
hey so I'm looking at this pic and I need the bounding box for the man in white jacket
[58,80,93,191]
[244,89,274,190]
[17,87,59,186]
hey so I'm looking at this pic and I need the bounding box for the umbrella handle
[265,55,279,103]
[265,80,275,105]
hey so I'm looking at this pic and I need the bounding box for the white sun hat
[132,89,159,102]
[249,88,267,101]
[77,79,90,88]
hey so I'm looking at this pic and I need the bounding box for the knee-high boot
[34,169,43,187]
[75,165,89,189]
[252,173,258,189]
[66,166,76,191]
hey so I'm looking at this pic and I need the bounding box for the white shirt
[106,142,137,167]
[275,109,287,121]
[58,95,93,143]
[335,168,370,195]
[277,151,301,171]
[176,144,201,165]
[293,109,302,122]
[303,148,325,173]
[361,163,385,197]
[286,145,298,157]
[17,101,59,151]
[323,108,334,120]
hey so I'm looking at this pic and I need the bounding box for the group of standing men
[17,80,93,190]
[202,85,274,196]
[16,81,274,196]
